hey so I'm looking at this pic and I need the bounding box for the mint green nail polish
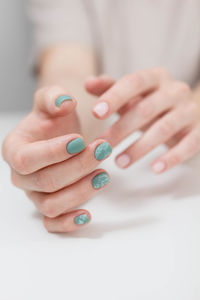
[94,142,112,161]
[92,172,110,189]
[67,138,86,154]
[74,213,90,225]
[55,95,73,107]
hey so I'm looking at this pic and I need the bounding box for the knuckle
[77,155,88,171]
[46,139,60,161]
[126,73,144,90]
[188,102,199,119]
[12,150,29,175]
[159,120,174,137]
[188,135,200,153]
[137,101,154,119]
[35,170,57,193]
[174,81,191,97]
[40,197,57,218]
[169,153,181,166]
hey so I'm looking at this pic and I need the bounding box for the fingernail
[94,142,112,161]
[74,213,90,225]
[93,102,109,117]
[55,95,73,107]
[92,172,110,189]
[152,161,166,173]
[116,154,131,168]
[66,138,86,154]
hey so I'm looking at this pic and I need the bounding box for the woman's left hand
[85,68,200,173]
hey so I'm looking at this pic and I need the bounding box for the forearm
[37,44,105,141]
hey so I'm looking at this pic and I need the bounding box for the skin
[2,45,200,233]
[2,45,111,233]
[86,69,200,173]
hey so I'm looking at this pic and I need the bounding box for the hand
[2,86,112,232]
[85,69,200,173]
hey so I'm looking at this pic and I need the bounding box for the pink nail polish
[152,161,166,173]
[116,154,131,168]
[93,102,109,117]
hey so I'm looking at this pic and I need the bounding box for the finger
[8,134,86,175]
[43,209,91,233]
[115,104,195,168]
[27,169,110,218]
[33,85,77,118]
[151,125,200,173]
[92,68,169,119]
[85,75,115,96]
[117,95,143,116]
[12,140,112,192]
[100,88,174,147]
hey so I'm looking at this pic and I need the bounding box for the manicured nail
[55,95,73,107]
[66,138,86,154]
[93,102,109,117]
[152,161,166,173]
[74,213,90,225]
[116,154,131,168]
[94,142,112,161]
[92,172,110,189]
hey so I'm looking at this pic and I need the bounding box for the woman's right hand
[1,86,112,233]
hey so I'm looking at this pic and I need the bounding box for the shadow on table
[105,155,200,208]
[32,155,200,239]
[32,211,159,239]
[58,216,158,239]
[64,156,200,239]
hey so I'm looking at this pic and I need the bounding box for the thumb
[33,85,77,118]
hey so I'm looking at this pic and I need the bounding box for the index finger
[92,68,166,119]
[3,133,86,175]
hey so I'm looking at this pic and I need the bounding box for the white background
[0,113,200,300]
[0,0,34,111]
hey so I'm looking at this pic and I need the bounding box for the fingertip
[54,94,77,116]
[43,209,92,233]
[94,140,112,161]
[85,75,98,84]
[91,169,111,190]
[115,154,131,169]
[85,76,99,93]
[66,136,86,155]
[73,209,92,226]
[92,102,110,119]
[151,160,166,174]
[34,86,77,118]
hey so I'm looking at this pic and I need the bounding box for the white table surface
[0,112,200,300]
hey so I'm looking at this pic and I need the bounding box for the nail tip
[55,95,73,107]
[74,213,90,225]
[94,142,112,161]
[93,102,109,118]
[92,172,110,189]
[67,138,86,154]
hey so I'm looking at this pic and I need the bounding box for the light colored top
[28,0,200,85]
